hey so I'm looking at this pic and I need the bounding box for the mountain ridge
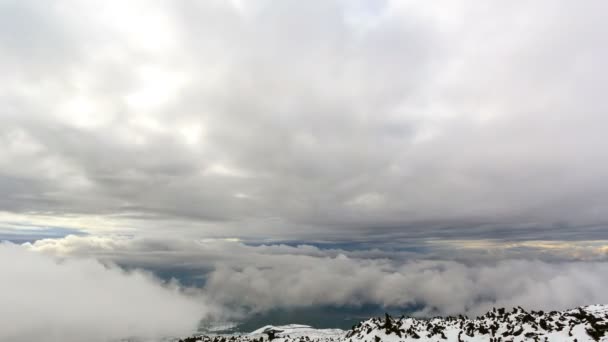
[178,305,608,342]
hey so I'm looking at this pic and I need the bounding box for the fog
[0,242,206,342]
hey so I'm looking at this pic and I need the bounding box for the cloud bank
[28,235,608,317]
[0,242,205,342]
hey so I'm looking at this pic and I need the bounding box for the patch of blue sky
[0,223,86,243]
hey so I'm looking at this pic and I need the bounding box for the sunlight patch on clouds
[96,0,178,52]
[428,239,608,260]
[125,65,188,111]
[0,211,136,235]
[179,122,205,146]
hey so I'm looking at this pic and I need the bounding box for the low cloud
[0,242,207,342]
[27,235,608,318]
[204,253,608,317]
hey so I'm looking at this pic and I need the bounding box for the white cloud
[27,235,608,318]
[0,242,206,342]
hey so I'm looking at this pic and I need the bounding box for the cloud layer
[0,242,205,342]
[3,2,608,339]
[28,235,608,317]
[1,0,608,239]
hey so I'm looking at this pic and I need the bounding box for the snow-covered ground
[345,305,608,342]
[177,305,608,342]
[249,324,344,338]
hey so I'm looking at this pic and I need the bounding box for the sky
[1,0,608,341]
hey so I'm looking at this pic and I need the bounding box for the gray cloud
[0,241,208,342]
[27,235,608,317]
[4,2,608,339]
[2,0,608,239]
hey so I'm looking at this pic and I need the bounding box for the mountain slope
[178,305,608,342]
[249,324,343,337]
[347,305,608,342]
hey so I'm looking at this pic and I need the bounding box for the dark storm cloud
[1,0,608,240]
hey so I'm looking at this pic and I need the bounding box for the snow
[180,305,608,342]
[344,305,608,342]
[249,324,344,338]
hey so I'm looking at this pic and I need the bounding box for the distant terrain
[178,305,608,342]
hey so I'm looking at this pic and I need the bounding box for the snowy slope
[249,324,344,338]
[346,305,608,342]
[177,305,608,342]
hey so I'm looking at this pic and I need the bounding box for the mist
[0,242,206,342]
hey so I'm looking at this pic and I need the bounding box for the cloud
[1,0,608,240]
[3,1,608,337]
[0,242,206,342]
[27,235,608,317]
[205,258,608,317]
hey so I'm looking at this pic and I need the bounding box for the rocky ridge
[177,305,608,342]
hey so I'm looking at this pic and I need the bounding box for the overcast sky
[2,1,608,340]
[2,0,608,241]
